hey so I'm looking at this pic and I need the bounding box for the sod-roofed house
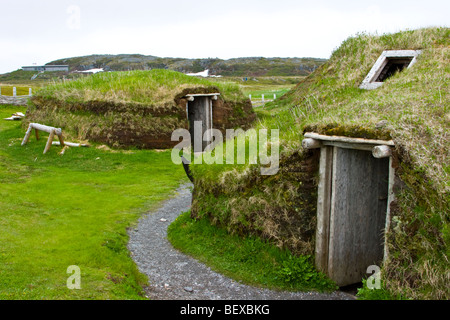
[25,69,255,149]
[189,28,449,299]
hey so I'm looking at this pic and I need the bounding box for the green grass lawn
[209,76,301,104]
[238,83,296,107]
[242,86,292,100]
[0,105,187,299]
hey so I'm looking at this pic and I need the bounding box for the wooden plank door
[188,97,212,152]
[316,146,389,287]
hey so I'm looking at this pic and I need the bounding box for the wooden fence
[0,86,33,97]
[249,93,277,107]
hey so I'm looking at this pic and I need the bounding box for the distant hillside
[0,69,72,84]
[47,54,326,77]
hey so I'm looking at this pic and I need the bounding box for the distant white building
[75,68,104,74]
[22,65,69,72]
[185,69,222,78]
[186,69,210,77]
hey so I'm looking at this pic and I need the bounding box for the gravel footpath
[127,183,354,300]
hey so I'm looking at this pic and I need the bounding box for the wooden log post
[27,123,62,135]
[57,133,65,148]
[21,124,34,146]
[302,138,322,150]
[372,145,392,158]
[315,146,333,274]
[52,141,89,147]
[44,129,56,154]
[304,132,394,145]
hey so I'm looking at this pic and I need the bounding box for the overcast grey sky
[0,0,448,74]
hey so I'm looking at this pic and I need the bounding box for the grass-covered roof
[34,69,247,106]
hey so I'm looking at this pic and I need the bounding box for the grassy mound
[25,69,255,148]
[189,27,449,299]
